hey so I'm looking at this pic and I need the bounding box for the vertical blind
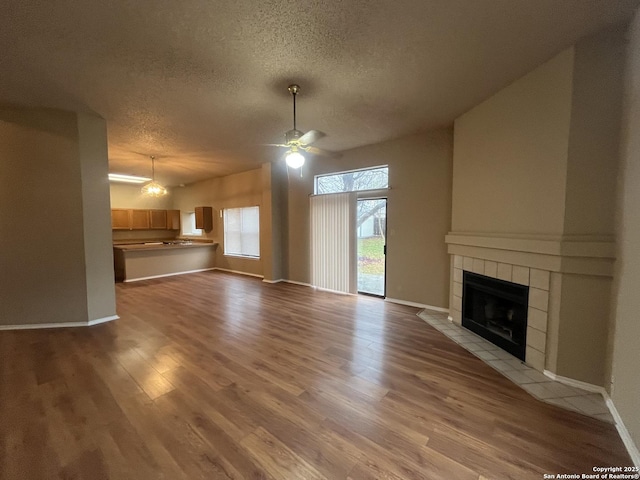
[224,206,260,257]
[310,192,357,294]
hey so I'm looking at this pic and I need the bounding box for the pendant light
[141,155,167,197]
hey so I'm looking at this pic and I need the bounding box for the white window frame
[182,212,203,237]
[314,165,389,195]
[223,206,260,259]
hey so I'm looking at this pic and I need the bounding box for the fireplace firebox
[462,272,529,360]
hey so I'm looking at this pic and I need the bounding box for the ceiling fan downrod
[288,84,299,131]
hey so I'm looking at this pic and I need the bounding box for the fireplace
[462,271,529,360]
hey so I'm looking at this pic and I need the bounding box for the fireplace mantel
[445,232,615,277]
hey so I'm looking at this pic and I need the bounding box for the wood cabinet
[149,209,167,229]
[111,209,131,230]
[195,206,213,232]
[167,210,181,230]
[111,209,181,230]
[130,209,150,229]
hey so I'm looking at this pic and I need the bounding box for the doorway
[357,198,387,296]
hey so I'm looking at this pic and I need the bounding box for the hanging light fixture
[141,155,167,197]
[285,146,305,169]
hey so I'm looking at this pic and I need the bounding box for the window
[182,212,203,236]
[315,166,388,194]
[223,206,260,258]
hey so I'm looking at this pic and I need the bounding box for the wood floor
[0,272,631,479]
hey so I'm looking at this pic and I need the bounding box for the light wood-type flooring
[0,272,631,479]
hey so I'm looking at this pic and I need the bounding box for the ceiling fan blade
[298,129,325,146]
[261,143,290,148]
[303,145,341,158]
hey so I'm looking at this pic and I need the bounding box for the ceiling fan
[265,84,338,169]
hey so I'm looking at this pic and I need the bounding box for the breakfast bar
[113,241,217,282]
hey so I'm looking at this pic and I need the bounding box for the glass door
[357,198,387,296]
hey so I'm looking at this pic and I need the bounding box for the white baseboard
[88,315,119,326]
[214,268,264,279]
[283,279,313,287]
[262,278,284,284]
[385,297,449,313]
[313,286,352,296]
[543,370,607,395]
[124,267,216,282]
[604,394,640,468]
[0,315,119,331]
[544,370,639,467]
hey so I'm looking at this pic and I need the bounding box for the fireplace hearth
[462,271,529,360]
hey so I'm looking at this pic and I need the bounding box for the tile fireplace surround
[451,254,549,371]
[445,232,615,388]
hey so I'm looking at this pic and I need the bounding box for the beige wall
[172,168,264,276]
[109,183,174,209]
[0,107,116,327]
[260,162,286,282]
[286,129,453,308]
[450,28,625,387]
[564,26,626,236]
[452,49,574,235]
[78,113,118,321]
[611,8,640,459]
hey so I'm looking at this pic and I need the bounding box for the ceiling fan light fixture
[141,155,168,197]
[285,149,305,169]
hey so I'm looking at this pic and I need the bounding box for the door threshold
[358,291,385,299]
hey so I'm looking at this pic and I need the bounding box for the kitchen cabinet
[149,209,167,229]
[167,210,181,230]
[195,206,213,231]
[111,209,131,230]
[111,209,182,230]
[130,209,150,229]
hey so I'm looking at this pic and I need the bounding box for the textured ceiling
[0,0,637,186]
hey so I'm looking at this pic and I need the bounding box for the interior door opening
[357,198,386,297]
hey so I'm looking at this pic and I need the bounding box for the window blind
[310,192,357,294]
[224,206,260,257]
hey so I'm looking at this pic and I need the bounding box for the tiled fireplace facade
[445,233,615,385]
[450,255,550,371]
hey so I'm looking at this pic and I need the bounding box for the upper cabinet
[111,209,131,230]
[131,210,150,229]
[149,209,167,229]
[195,206,213,232]
[167,210,181,230]
[111,209,181,230]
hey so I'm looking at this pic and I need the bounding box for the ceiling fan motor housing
[285,129,304,144]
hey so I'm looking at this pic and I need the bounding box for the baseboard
[283,279,313,287]
[124,268,216,282]
[0,314,119,331]
[604,394,640,468]
[214,268,264,279]
[313,286,352,296]
[385,297,449,313]
[262,278,284,284]
[544,370,640,467]
[88,315,119,326]
[542,370,606,395]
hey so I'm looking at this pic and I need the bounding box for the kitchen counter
[113,241,217,282]
[113,241,214,252]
